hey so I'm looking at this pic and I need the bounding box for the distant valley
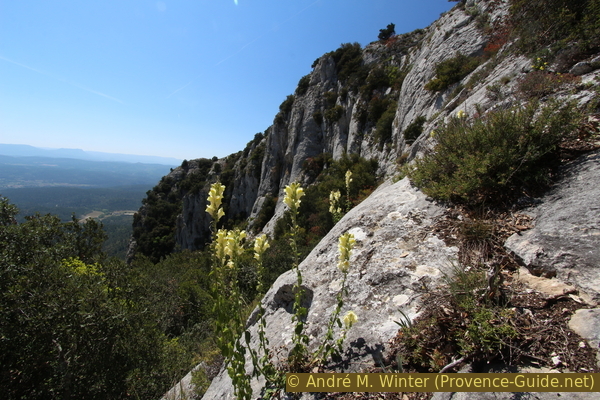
[0,145,180,259]
[0,155,175,189]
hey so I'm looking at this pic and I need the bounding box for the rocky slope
[144,0,600,397]
[133,0,598,259]
[131,0,514,256]
[198,155,600,400]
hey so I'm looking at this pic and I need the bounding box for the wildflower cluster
[345,170,353,191]
[253,234,270,261]
[328,169,354,224]
[213,229,228,266]
[206,182,225,222]
[225,229,247,268]
[343,310,358,329]
[531,57,548,71]
[207,181,359,398]
[283,182,310,368]
[284,182,304,211]
[329,190,343,222]
[337,232,356,273]
[207,183,254,399]
[345,170,353,209]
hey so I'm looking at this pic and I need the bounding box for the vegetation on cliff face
[406,100,584,205]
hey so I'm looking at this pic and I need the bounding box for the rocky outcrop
[133,0,600,256]
[201,177,457,399]
[170,0,518,243]
[505,150,600,303]
[139,0,600,250]
[154,0,600,398]
[199,149,600,400]
[411,149,600,400]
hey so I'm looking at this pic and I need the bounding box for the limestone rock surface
[201,178,457,399]
[569,308,600,368]
[505,150,600,302]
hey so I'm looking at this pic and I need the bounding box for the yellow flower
[329,190,342,214]
[253,234,270,261]
[345,170,353,189]
[206,182,226,221]
[214,229,228,264]
[343,311,358,328]
[283,182,304,210]
[337,232,356,273]
[225,229,246,259]
[456,110,466,119]
[430,130,436,137]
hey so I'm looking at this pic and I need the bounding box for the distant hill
[0,154,176,189]
[0,143,181,165]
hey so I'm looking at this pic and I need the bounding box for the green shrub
[406,100,582,204]
[367,96,392,124]
[279,94,295,114]
[312,110,323,125]
[296,75,311,96]
[403,116,427,144]
[509,0,599,53]
[330,43,369,92]
[0,203,195,400]
[398,262,517,372]
[275,95,295,124]
[378,23,396,41]
[324,105,344,123]
[375,101,398,149]
[425,53,481,92]
[324,90,338,108]
[360,66,391,96]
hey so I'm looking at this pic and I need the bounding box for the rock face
[133,0,600,256]
[201,178,457,399]
[505,150,600,303]
[138,0,536,248]
[145,0,600,397]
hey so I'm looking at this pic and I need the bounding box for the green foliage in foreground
[406,100,582,204]
[399,263,517,372]
[0,198,207,400]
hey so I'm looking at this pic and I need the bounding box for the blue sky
[0,0,453,161]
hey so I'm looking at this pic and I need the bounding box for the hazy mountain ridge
[0,143,181,165]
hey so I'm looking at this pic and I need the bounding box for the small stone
[570,61,594,76]
[551,355,562,366]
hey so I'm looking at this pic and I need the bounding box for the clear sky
[0,0,454,161]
